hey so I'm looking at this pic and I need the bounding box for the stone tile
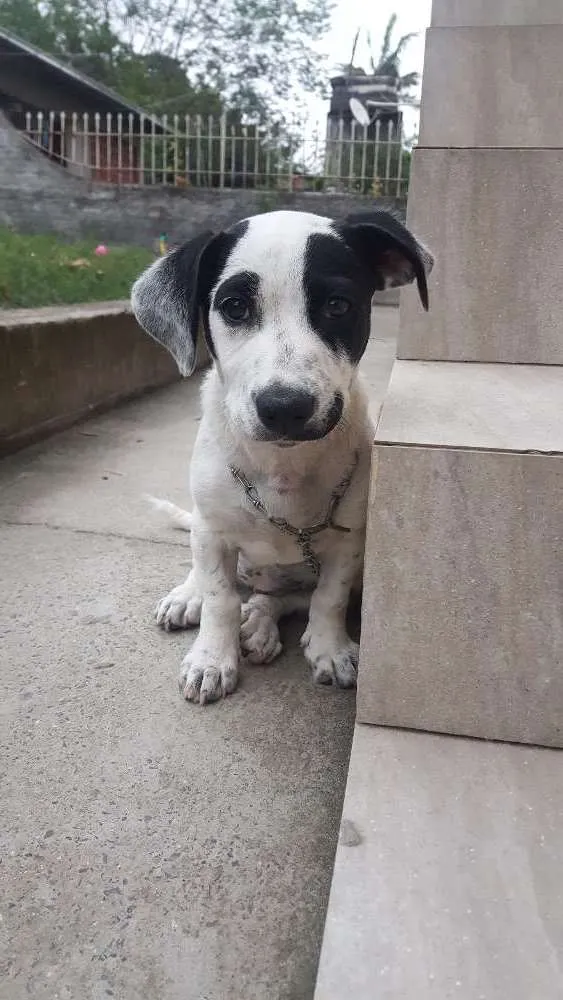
[372,288,400,307]
[357,445,563,746]
[0,377,205,545]
[0,523,356,1000]
[420,27,563,148]
[399,148,563,364]
[432,0,563,27]
[376,360,563,452]
[315,724,563,1000]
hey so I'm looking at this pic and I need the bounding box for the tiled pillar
[358,0,563,746]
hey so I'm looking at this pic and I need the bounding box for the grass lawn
[0,228,153,309]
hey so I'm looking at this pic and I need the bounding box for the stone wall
[0,113,405,248]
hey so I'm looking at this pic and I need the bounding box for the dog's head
[132,210,433,444]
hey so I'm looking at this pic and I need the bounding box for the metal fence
[17,110,412,196]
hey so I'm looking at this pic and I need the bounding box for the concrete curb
[0,300,208,455]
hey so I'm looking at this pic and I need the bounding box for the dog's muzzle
[254,384,343,442]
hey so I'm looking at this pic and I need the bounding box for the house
[324,71,403,190]
[0,27,162,184]
[327,71,402,134]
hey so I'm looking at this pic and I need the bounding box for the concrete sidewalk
[0,310,397,1000]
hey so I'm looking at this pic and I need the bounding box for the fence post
[173,114,179,184]
[396,118,405,197]
[151,115,157,184]
[48,110,55,157]
[265,126,272,189]
[253,124,260,189]
[384,119,393,195]
[372,119,381,196]
[207,115,213,186]
[219,113,227,188]
[336,116,344,189]
[348,118,356,192]
[196,115,202,186]
[242,124,249,189]
[94,113,101,179]
[161,114,168,184]
[117,112,123,185]
[128,114,134,184]
[231,124,237,187]
[287,135,294,192]
[184,115,191,185]
[60,110,66,164]
[360,121,368,193]
[139,114,145,185]
[106,112,112,183]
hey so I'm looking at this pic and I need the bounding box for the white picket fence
[17,109,411,196]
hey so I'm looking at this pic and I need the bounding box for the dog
[131,209,433,705]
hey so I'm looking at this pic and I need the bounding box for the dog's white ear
[341,211,434,311]
[131,230,215,376]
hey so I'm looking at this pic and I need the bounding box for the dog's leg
[156,567,203,631]
[240,591,311,665]
[301,533,364,688]
[178,526,240,705]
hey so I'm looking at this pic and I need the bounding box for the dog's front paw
[156,580,202,631]
[301,626,359,689]
[240,598,282,665]
[178,646,239,705]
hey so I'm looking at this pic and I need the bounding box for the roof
[0,26,161,125]
[329,73,400,118]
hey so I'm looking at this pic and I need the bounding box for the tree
[106,0,332,121]
[368,13,419,97]
[0,0,332,122]
[340,15,419,100]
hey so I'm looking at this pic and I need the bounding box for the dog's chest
[237,513,337,564]
[237,552,314,593]
[234,480,342,589]
[237,529,331,594]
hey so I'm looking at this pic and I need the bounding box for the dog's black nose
[255,384,316,437]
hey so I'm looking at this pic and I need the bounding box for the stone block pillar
[357,1,563,746]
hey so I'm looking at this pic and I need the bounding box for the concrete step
[400,147,563,365]
[432,0,563,27]
[376,359,563,453]
[420,26,563,148]
[357,360,563,747]
[315,724,563,1000]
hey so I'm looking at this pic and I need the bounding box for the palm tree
[368,14,419,97]
[340,15,419,100]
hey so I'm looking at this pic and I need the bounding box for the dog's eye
[324,296,351,318]
[219,296,250,324]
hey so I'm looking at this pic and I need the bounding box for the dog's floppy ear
[131,230,216,376]
[340,211,434,311]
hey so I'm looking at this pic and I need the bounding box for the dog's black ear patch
[131,221,249,376]
[339,211,434,311]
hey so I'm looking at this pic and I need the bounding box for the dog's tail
[144,495,192,532]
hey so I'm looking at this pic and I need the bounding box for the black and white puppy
[132,209,432,705]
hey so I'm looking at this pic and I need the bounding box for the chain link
[228,452,359,577]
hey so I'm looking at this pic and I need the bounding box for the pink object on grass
[94,244,109,256]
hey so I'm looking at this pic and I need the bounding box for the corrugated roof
[0,26,161,125]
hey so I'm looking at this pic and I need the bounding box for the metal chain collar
[228,451,359,577]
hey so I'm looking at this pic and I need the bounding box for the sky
[308,0,433,135]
